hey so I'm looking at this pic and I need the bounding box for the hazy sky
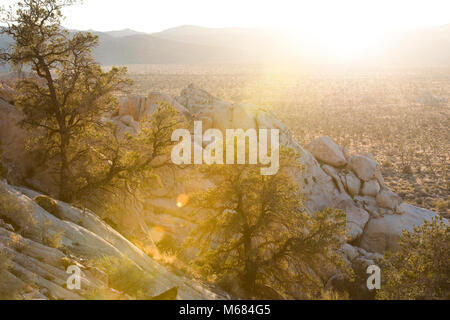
[2,0,450,34]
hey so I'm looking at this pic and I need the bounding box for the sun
[284,1,388,61]
[323,27,382,59]
[290,22,383,61]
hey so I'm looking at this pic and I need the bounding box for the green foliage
[157,234,178,254]
[0,1,182,207]
[76,102,183,203]
[377,217,450,300]
[93,256,154,300]
[0,0,129,201]
[39,220,64,249]
[186,148,350,299]
[42,230,63,249]
[73,102,184,244]
[319,288,350,300]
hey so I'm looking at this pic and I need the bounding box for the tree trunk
[59,134,71,202]
[236,192,258,294]
[243,226,257,293]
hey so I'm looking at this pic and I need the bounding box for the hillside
[0,180,226,300]
[92,34,237,65]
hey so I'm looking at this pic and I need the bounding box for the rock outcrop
[118,92,190,122]
[359,203,441,253]
[0,181,227,300]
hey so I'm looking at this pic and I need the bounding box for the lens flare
[176,194,189,208]
[150,226,165,242]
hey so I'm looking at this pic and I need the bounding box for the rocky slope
[0,84,446,299]
[114,85,445,277]
[0,180,227,300]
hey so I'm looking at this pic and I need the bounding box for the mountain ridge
[1,24,450,67]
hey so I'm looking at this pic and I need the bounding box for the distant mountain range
[1,24,450,67]
[90,26,292,65]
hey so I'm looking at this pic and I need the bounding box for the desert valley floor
[120,64,449,218]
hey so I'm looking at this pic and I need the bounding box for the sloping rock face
[0,181,227,300]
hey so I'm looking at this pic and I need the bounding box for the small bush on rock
[94,256,154,299]
[33,195,61,218]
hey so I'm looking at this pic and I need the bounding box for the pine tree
[0,1,182,203]
[185,148,350,299]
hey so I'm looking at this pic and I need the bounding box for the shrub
[157,234,178,254]
[377,217,449,300]
[94,256,154,299]
[186,149,351,299]
[33,195,61,218]
[0,186,37,237]
[42,231,64,249]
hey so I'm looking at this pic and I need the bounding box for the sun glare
[283,1,401,60]
[320,27,381,59]
[290,20,384,60]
